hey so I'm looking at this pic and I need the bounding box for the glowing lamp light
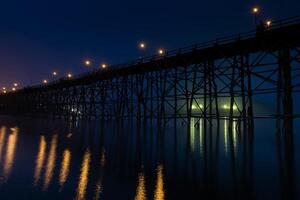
[252,7,259,14]
[13,83,18,87]
[191,104,204,110]
[43,80,48,84]
[139,42,146,49]
[223,104,229,109]
[52,71,57,76]
[223,104,237,110]
[266,20,272,27]
[67,73,72,78]
[84,60,91,66]
[12,87,16,91]
[2,87,6,90]
[3,91,7,94]
[101,64,107,69]
[158,49,164,55]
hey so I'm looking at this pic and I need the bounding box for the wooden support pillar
[150,72,154,123]
[278,48,293,134]
[184,65,190,125]
[203,62,207,130]
[174,67,178,128]
[208,61,213,126]
[229,56,237,131]
[240,55,247,131]
[246,54,254,131]
[161,70,167,126]
[211,60,220,126]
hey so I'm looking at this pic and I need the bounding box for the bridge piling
[229,56,237,131]
[278,47,293,133]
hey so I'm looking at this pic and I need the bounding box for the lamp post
[252,6,259,25]
[138,42,146,61]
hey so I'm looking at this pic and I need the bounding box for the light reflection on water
[43,134,57,191]
[0,116,298,200]
[154,165,165,200]
[135,171,147,200]
[2,127,18,183]
[0,127,6,162]
[34,135,47,186]
[76,148,91,200]
[59,148,71,189]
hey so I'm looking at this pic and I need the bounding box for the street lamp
[158,49,164,55]
[252,7,259,14]
[266,20,272,28]
[12,87,16,91]
[67,73,72,78]
[139,42,146,49]
[43,80,48,84]
[84,60,91,66]
[52,71,57,76]
[252,6,260,25]
[101,63,107,69]
[13,83,18,87]
[138,42,147,60]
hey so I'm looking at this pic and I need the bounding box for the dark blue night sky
[0,0,299,87]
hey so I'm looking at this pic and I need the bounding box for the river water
[0,115,299,200]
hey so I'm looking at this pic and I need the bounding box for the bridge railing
[16,15,300,91]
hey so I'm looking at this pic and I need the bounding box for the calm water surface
[0,115,299,200]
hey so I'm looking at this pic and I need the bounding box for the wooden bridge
[1,16,300,129]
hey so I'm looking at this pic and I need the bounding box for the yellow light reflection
[190,118,195,152]
[59,148,71,189]
[233,120,237,155]
[93,148,105,200]
[154,165,165,200]
[100,148,106,167]
[135,171,147,200]
[0,127,7,162]
[76,149,91,200]
[2,127,18,182]
[33,135,47,186]
[199,119,203,155]
[224,119,228,155]
[94,180,102,200]
[43,134,57,190]
[224,119,237,156]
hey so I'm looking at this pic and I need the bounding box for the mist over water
[0,115,298,200]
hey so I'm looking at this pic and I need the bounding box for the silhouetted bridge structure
[1,16,300,128]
